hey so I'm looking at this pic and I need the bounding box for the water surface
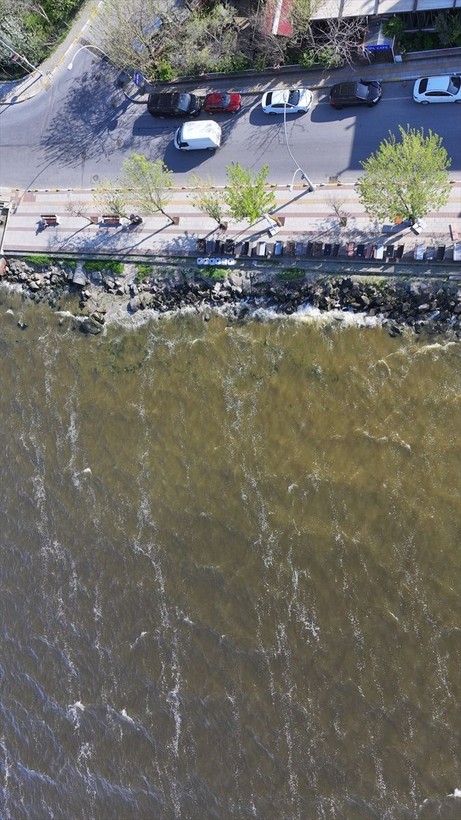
[1,294,460,819]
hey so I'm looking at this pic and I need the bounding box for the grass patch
[24,254,53,266]
[277,268,305,282]
[135,263,153,282]
[205,267,226,281]
[57,258,77,270]
[83,259,124,276]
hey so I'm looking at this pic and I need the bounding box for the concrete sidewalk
[2,183,460,269]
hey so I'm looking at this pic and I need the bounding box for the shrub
[277,268,305,281]
[135,263,152,281]
[435,11,461,47]
[299,50,318,68]
[316,47,343,68]
[57,258,77,270]
[383,17,406,38]
[24,254,52,266]
[299,47,342,68]
[83,259,124,276]
[205,267,226,280]
[156,59,175,80]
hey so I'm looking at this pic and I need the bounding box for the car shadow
[248,106,310,126]
[163,140,219,171]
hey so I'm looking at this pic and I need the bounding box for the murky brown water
[1,290,460,820]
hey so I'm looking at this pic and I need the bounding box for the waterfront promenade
[1,182,460,273]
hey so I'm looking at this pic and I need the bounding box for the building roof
[264,0,294,36]
[310,0,461,19]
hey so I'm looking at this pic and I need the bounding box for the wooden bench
[99,214,121,227]
[40,214,59,227]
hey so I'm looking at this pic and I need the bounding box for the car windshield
[355,83,369,100]
[287,90,300,106]
[448,76,461,94]
[177,93,192,112]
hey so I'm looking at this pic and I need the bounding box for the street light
[290,168,308,192]
[67,44,109,71]
[283,96,315,193]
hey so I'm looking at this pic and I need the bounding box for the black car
[329,80,382,109]
[147,92,203,117]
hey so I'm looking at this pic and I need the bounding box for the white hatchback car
[413,75,461,104]
[261,88,313,114]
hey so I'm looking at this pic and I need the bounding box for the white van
[174,120,222,151]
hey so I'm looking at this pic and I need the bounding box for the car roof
[181,120,221,139]
[424,76,452,92]
[331,82,357,95]
[205,92,225,102]
[266,89,290,104]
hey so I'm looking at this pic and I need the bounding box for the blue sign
[133,71,144,87]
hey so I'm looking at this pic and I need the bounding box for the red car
[203,91,241,114]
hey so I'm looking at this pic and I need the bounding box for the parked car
[413,75,461,104]
[147,92,203,117]
[174,121,222,151]
[204,91,241,114]
[261,88,313,114]
[329,80,382,109]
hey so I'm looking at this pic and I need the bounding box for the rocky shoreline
[1,257,461,337]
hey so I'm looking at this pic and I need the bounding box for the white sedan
[261,88,313,114]
[413,75,461,104]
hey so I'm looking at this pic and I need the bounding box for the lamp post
[67,44,109,71]
[290,168,307,191]
[283,96,315,193]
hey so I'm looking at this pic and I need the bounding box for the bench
[414,242,425,260]
[312,241,323,257]
[40,214,59,227]
[99,214,121,227]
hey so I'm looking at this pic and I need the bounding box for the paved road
[1,50,460,191]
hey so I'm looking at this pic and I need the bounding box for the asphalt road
[1,52,460,191]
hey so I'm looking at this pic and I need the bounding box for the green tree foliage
[187,174,225,226]
[224,164,276,225]
[356,126,451,224]
[119,154,174,220]
[0,0,84,72]
[92,0,237,81]
[435,11,461,47]
[92,155,174,219]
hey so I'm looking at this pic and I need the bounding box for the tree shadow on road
[40,67,135,172]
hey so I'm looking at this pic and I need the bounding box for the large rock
[73,269,87,287]
[79,316,103,335]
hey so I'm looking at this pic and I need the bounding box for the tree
[119,154,174,221]
[249,0,364,69]
[435,11,461,47]
[90,0,237,82]
[224,164,276,225]
[187,174,225,227]
[356,126,451,225]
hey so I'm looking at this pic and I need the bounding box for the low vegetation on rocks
[2,257,461,338]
